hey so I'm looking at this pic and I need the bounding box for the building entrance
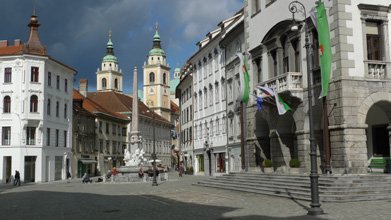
[372,124,390,157]
[3,156,12,183]
[24,156,36,183]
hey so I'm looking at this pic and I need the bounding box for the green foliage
[186,166,194,175]
[264,159,272,168]
[289,159,301,168]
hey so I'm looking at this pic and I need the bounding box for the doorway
[3,156,11,183]
[372,124,390,157]
[24,156,36,183]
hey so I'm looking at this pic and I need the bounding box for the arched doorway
[365,101,391,159]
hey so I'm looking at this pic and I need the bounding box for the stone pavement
[0,172,390,220]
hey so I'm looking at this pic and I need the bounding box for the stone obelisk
[129,66,141,153]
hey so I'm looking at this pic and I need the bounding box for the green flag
[317,1,332,98]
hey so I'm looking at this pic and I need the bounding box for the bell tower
[143,22,171,121]
[96,31,123,92]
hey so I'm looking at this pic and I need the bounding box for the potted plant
[263,159,273,173]
[289,159,301,174]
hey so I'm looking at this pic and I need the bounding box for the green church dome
[149,48,166,56]
[103,54,118,63]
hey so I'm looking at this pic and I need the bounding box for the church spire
[102,30,118,63]
[153,21,161,49]
[26,12,46,55]
[106,30,114,56]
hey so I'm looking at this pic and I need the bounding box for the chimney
[0,40,8,47]
[79,79,88,97]
[14,39,21,46]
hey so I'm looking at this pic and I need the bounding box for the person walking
[179,162,183,177]
[14,170,20,186]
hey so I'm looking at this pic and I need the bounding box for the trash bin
[385,158,391,174]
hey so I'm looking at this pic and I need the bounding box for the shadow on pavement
[0,190,325,220]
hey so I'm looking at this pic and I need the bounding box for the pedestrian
[67,171,71,183]
[14,170,20,186]
[179,162,183,177]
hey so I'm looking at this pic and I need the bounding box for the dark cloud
[1,0,242,93]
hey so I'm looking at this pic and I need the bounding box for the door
[4,156,11,183]
[24,156,36,183]
[372,125,390,157]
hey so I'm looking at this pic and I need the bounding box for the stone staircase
[194,172,391,202]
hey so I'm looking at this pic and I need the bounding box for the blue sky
[0,0,243,94]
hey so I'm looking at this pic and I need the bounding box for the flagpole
[322,97,331,174]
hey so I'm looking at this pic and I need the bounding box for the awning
[79,159,97,164]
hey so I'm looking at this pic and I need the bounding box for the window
[47,128,51,146]
[31,67,39,82]
[47,99,51,115]
[204,89,207,108]
[251,0,261,15]
[99,139,103,153]
[48,72,52,86]
[56,75,60,90]
[114,78,118,89]
[122,127,127,136]
[209,85,213,106]
[102,78,107,89]
[221,80,226,100]
[106,122,109,134]
[366,21,383,61]
[199,92,202,110]
[64,103,67,119]
[2,127,11,145]
[27,127,36,145]
[215,83,219,104]
[30,95,38,112]
[64,131,67,147]
[4,67,12,83]
[3,96,11,113]
[99,121,103,133]
[163,73,167,84]
[56,101,59,117]
[149,72,155,83]
[194,94,198,112]
[55,129,59,147]
[64,79,68,92]
[112,124,116,135]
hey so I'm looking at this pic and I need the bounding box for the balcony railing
[366,60,387,79]
[257,72,303,97]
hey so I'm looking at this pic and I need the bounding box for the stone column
[382,21,391,77]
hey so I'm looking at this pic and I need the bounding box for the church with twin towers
[75,23,179,177]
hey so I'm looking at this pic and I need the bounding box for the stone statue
[124,147,146,167]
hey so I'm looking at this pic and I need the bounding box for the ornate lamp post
[289,1,323,216]
[148,110,158,186]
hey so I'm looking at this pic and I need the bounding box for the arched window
[3,96,11,113]
[163,73,167,84]
[30,95,38,113]
[149,72,155,83]
[102,78,107,89]
[114,78,118,89]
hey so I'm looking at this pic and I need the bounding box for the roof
[0,44,24,56]
[73,89,129,122]
[171,101,180,114]
[170,78,180,93]
[87,91,170,125]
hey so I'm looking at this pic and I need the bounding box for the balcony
[365,60,387,79]
[257,72,304,99]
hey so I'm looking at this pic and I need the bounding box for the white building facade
[0,14,75,183]
[192,28,228,176]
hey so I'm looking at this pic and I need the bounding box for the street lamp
[289,1,323,216]
[147,109,158,186]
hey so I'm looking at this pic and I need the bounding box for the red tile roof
[0,45,24,56]
[73,89,129,121]
[87,91,170,125]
